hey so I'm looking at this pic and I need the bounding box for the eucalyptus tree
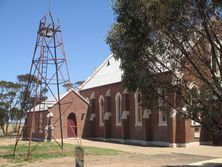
[0,81,21,135]
[107,0,222,135]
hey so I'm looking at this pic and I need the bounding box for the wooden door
[67,113,77,138]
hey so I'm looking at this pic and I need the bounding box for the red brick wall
[80,82,175,142]
[49,91,89,139]
[24,91,89,140]
[81,83,125,139]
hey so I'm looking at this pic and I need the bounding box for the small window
[158,88,167,126]
[115,92,122,126]
[99,95,105,126]
[134,92,143,126]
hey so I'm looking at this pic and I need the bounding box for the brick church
[24,54,215,147]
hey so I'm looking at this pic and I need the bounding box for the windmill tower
[13,11,73,159]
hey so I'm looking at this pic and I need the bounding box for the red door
[67,113,77,138]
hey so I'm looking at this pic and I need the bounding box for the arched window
[188,82,200,126]
[134,92,142,126]
[99,95,105,126]
[158,88,167,126]
[188,83,199,105]
[115,92,122,126]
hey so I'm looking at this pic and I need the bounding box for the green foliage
[0,73,45,136]
[0,81,22,135]
[62,82,74,91]
[17,73,47,118]
[107,0,222,135]
[73,80,85,90]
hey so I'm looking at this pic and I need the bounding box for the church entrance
[67,113,77,138]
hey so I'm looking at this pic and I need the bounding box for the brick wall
[24,90,89,140]
[80,82,181,142]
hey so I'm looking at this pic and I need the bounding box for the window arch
[134,92,142,126]
[188,82,199,105]
[99,95,105,126]
[115,92,122,126]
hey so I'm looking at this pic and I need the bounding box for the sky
[0,0,115,84]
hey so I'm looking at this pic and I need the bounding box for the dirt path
[66,139,222,158]
[1,137,222,167]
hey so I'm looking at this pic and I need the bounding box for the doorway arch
[67,113,77,138]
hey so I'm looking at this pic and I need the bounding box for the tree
[17,73,47,113]
[0,81,21,135]
[62,82,74,91]
[73,81,85,90]
[107,0,222,136]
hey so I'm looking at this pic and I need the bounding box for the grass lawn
[0,141,123,163]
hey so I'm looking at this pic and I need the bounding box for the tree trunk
[1,125,6,136]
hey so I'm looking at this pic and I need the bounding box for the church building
[79,54,212,147]
[24,54,214,147]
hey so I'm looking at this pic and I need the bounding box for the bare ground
[0,137,221,167]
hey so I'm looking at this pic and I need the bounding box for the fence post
[75,146,84,167]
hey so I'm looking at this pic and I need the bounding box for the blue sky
[0,0,115,84]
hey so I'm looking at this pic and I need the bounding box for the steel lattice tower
[13,12,72,159]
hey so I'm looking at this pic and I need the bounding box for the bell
[45,28,53,37]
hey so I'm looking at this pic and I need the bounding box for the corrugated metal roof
[80,54,123,90]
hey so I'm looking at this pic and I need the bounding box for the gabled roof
[80,54,123,90]
[30,89,89,112]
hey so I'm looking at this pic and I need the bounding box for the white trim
[104,112,111,120]
[135,122,143,126]
[143,109,152,119]
[47,112,53,118]
[191,120,201,126]
[169,108,177,118]
[158,122,168,127]
[89,113,96,121]
[121,110,129,120]
[123,88,129,94]
[99,95,105,126]
[85,97,90,103]
[115,92,122,126]
[134,92,143,126]
[30,89,89,112]
[90,92,95,99]
[187,82,199,91]
[105,89,112,97]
